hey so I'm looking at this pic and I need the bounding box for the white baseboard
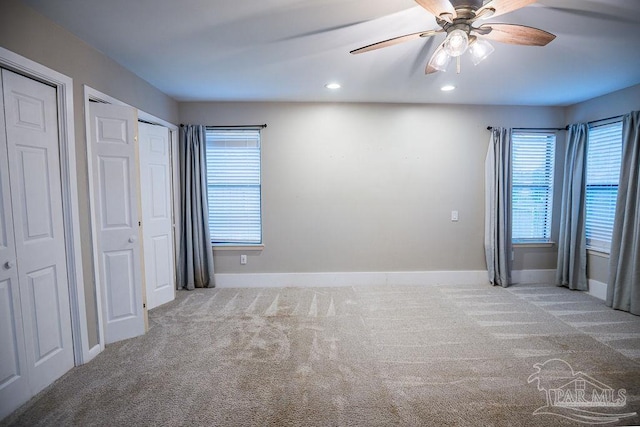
[215,269,570,288]
[511,269,555,284]
[215,270,490,288]
[588,279,608,301]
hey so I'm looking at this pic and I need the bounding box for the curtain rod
[487,114,626,132]
[180,124,267,129]
[587,114,623,127]
[486,126,567,131]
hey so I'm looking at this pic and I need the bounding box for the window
[512,131,556,242]
[205,128,262,245]
[585,121,623,252]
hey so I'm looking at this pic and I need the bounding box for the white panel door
[89,102,145,344]
[0,69,74,418]
[139,123,175,310]
[0,71,30,420]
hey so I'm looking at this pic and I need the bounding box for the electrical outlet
[240,254,247,265]
[451,210,459,222]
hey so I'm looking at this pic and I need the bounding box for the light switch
[451,210,459,222]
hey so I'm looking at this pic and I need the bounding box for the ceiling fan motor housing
[450,0,485,9]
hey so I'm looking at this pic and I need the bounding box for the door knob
[4,260,14,270]
[128,235,137,243]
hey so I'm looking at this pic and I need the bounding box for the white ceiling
[22,0,640,106]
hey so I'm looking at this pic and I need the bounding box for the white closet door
[89,102,145,344]
[139,123,175,310]
[0,70,30,421]
[0,69,74,418]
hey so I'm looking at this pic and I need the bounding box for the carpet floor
[3,283,640,426]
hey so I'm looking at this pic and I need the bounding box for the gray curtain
[607,111,640,314]
[177,125,215,289]
[555,123,588,290]
[484,128,512,287]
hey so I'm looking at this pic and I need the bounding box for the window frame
[205,127,263,247]
[585,120,623,254]
[511,130,557,244]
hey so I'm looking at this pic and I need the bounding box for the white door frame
[83,86,179,353]
[0,47,89,365]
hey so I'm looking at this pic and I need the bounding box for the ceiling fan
[350,0,556,74]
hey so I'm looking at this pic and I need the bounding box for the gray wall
[565,83,640,286]
[566,84,640,124]
[180,102,564,274]
[0,0,179,348]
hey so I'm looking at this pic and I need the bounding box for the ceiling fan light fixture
[427,44,452,73]
[468,39,495,65]
[443,29,469,57]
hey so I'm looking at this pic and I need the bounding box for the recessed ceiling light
[441,85,456,92]
[325,82,341,90]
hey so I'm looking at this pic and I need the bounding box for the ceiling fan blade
[477,23,556,46]
[477,0,538,19]
[350,30,441,54]
[414,0,456,21]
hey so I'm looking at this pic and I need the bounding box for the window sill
[212,244,264,252]
[513,241,556,248]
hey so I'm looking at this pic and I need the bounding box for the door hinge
[143,303,146,308]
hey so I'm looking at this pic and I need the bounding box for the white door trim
[0,47,89,365]
[83,86,178,354]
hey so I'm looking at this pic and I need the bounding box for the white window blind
[585,121,623,252]
[205,129,262,244]
[512,131,556,242]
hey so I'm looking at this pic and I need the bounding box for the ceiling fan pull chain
[457,56,461,74]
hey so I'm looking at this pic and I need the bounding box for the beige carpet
[3,283,640,426]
